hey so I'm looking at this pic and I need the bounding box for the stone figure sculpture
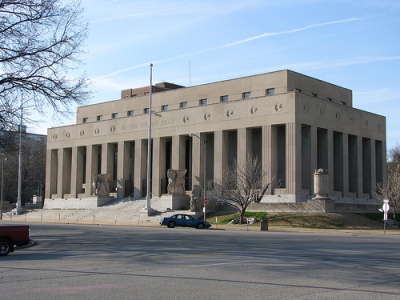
[92,174,110,196]
[167,169,187,195]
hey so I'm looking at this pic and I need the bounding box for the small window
[180,102,187,109]
[341,101,346,106]
[327,97,332,102]
[266,88,275,96]
[112,113,118,119]
[161,105,168,111]
[295,88,302,93]
[242,92,251,99]
[144,108,149,114]
[82,117,88,123]
[312,93,318,97]
[220,95,228,103]
[199,98,207,106]
[97,115,102,121]
[127,110,134,117]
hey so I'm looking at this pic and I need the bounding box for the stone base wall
[44,196,114,209]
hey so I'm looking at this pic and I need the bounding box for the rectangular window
[242,92,251,99]
[127,110,134,117]
[266,88,275,96]
[82,117,88,123]
[327,97,333,102]
[199,98,207,106]
[144,108,149,114]
[112,113,118,119]
[180,102,187,108]
[295,88,302,93]
[97,115,102,121]
[220,95,228,103]
[161,105,168,111]
[312,93,318,97]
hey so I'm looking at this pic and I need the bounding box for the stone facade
[44,70,386,209]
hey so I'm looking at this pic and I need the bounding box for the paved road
[1,222,399,300]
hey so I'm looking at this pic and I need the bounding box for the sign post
[382,199,390,234]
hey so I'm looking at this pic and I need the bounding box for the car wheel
[197,223,205,229]
[167,221,176,228]
[0,238,11,256]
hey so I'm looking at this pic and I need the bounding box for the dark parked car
[160,214,211,229]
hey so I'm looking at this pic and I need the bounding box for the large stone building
[44,70,386,210]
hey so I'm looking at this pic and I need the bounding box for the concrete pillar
[70,147,78,198]
[172,135,185,170]
[357,135,363,198]
[191,135,201,195]
[286,122,298,194]
[214,130,228,186]
[262,125,272,190]
[85,145,93,197]
[45,149,58,199]
[134,139,147,198]
[342,133,349,197]
[152,137,166,197]
[237,128,251,166]
[116,141,129,199]
[327,130,334,196]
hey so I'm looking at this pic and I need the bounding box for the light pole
[189,133,207,221]
[0,157,7,220]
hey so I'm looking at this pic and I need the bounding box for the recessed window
[199,98,207,106]
[220,95,228,103]
[144,108,149,114]
[112,113,118,119]
[82,117,88,123]
[180,102,187,109]
[295,88,302,93]
[266,88,275,96]
[161,105,168,111]
[127,110,134,117]
[97,115,102,121]
[327,97,332,102]
[341,101,346,106]
[312,93,318,97]
[242,92,251,99]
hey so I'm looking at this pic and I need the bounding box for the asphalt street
[1,222,399,300]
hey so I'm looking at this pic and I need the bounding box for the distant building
[44,70,386,209]
[0,128,46,207]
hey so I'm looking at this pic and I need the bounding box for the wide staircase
[2,196,175,226]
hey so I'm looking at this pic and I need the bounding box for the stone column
[116,141,129,199]
[214,130,228,186]
[342,133,349,197]
[172,135,185,170]
[85,145,93,197]
[70,147,78,198]
[262,125,272,190]
[152,137,166,197]
[237,128,251,167]
[191,135,201,195]
[286,122,298,194]
[134,139,147,198]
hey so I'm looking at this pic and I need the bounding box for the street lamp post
[189,133,207,221]
[0,157,7,220]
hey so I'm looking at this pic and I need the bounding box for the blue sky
[35,0,400,150]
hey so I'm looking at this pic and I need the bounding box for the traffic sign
[204,197,208,205]
[383,199,390,221]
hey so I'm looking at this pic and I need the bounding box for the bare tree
[374,144,400,220]
[0,0,90,129]
[207,155,270,223]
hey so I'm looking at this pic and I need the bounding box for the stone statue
[167,169,186,195]
[92,174,110,196]
[190,195,197,211]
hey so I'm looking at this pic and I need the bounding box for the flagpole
[145,63,153,211]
